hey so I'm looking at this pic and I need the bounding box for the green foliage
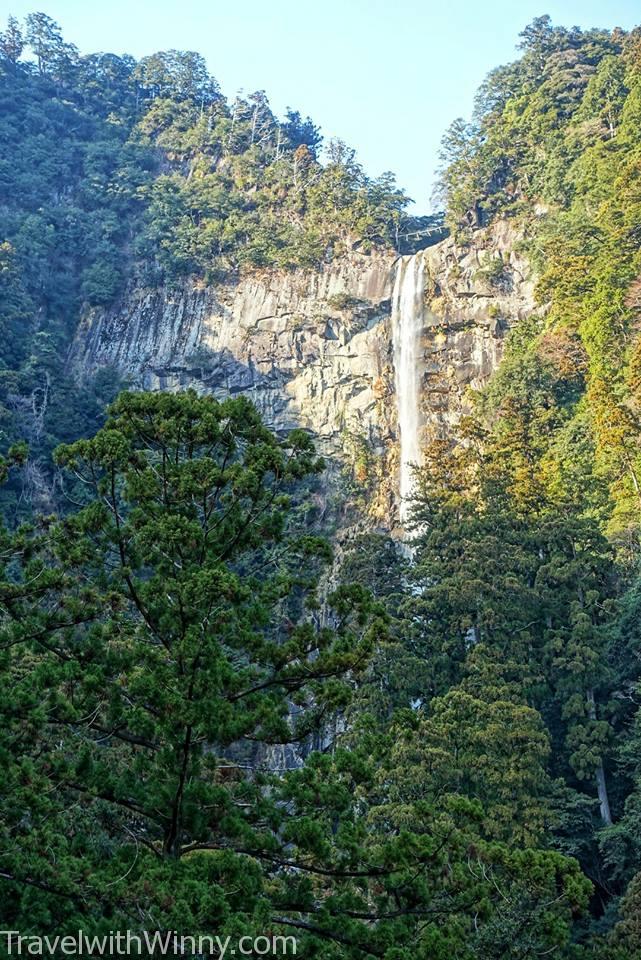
[474,251,510,290]
[0,9,412,520]
[3,10,641,957]
[0,391,385,935]
[0,391,594,957]
[273,738,591,959]
[438,18,641,530]
[438,17,623,230]
[435,30,641,949]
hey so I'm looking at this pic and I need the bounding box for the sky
[4,0,640,213]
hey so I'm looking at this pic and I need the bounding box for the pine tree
[0,391,382,930]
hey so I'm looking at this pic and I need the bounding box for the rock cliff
[71,221,538,526]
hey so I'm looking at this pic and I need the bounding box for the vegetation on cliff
[1,10,641,960]
[0,12,411,517]
[439,15,641,529]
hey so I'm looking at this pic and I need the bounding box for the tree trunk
[595,760,613,826]
[587,688,613,826]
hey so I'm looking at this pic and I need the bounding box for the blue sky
[4,1,640,212]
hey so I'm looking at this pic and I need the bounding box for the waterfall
[391,253,425,527]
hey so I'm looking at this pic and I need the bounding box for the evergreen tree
[0,391,383,931]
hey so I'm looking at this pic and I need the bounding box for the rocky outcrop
[417,219,537,433]
[70,221,538,525]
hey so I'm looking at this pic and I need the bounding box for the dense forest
[1,10,641,960]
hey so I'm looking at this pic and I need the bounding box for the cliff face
[417,219,537,434]
[71,222,537,524]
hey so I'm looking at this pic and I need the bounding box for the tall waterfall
[391,253,425,527]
